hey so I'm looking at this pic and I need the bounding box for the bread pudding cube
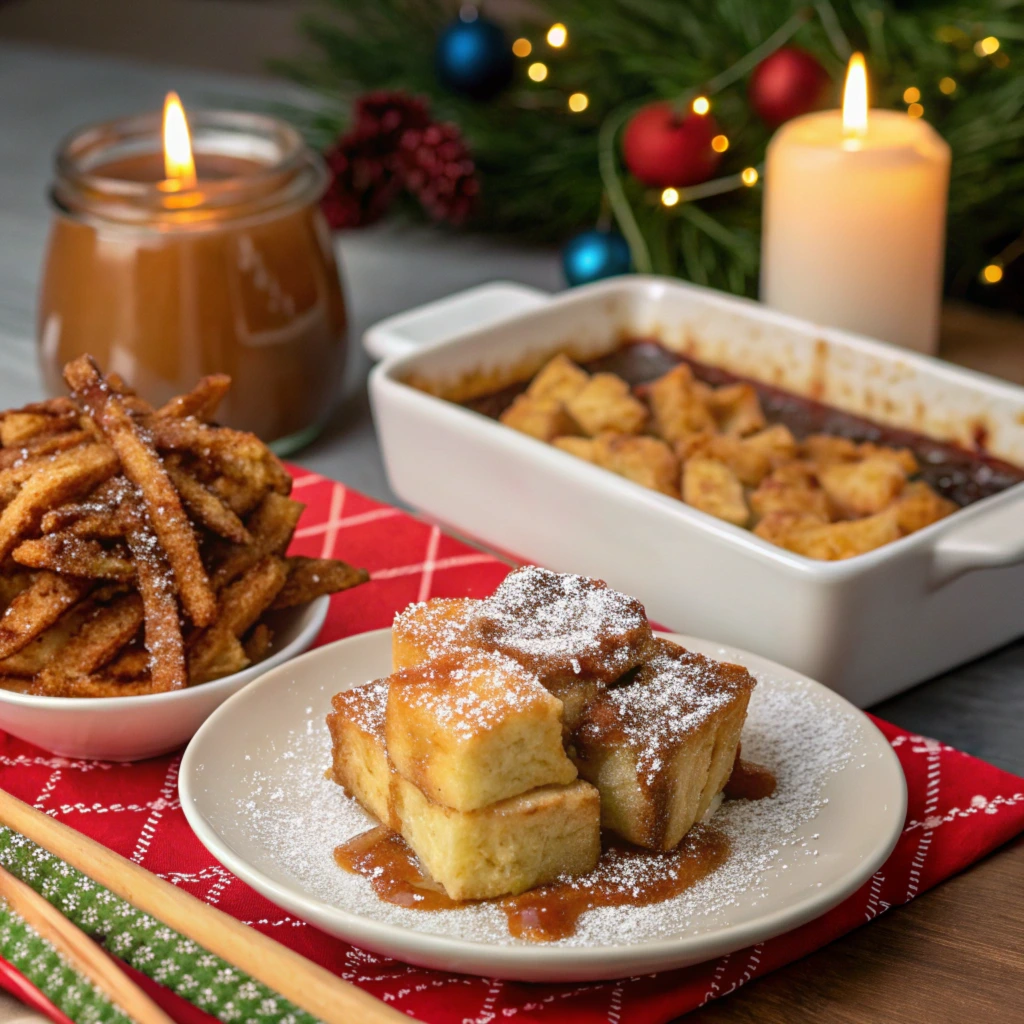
[707,383,766,436]
[328,679,600,900]
[781,508,901,560]
[571,638,755,850]
[594,433,680,497]
[553,435,601,463]
[395,777,600,900]
[526,354,590,404]
[682,457,749,526]
[566,374,647,436]
[328,679,396,828]
[500,394,579,442]
[385,651,577,812]
[392,597,480,670]
[893,480,956,535]
[818,455,908,518]
[647,365,715,442]
[679,425,796,488]
[750,462,831,520]
[473,566,654,685]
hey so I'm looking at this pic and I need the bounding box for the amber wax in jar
[39,100,346,453]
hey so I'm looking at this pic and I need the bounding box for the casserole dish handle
[930,492,1024,587]
[362,281,551,361]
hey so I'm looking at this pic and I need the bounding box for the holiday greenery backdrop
[278,0,1024,310]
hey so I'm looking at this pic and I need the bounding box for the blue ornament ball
[435,9,513,100]
[562,230,633,287]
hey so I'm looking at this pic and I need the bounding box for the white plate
[0,597,329,762]
[180,627,906,981]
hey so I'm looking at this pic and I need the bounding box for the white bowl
[0,597,329,761]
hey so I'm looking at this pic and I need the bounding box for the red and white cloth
[0,470,1021,1024]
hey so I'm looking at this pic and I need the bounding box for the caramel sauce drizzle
[335,759,776,942]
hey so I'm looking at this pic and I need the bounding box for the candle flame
[842,53,869,140]
[162,92,196,188]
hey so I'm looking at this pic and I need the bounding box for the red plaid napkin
[0,470,1022,1024]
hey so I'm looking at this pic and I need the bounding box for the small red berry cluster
[322,92,479,229]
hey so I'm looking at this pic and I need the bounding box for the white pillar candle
[760,54,951,354]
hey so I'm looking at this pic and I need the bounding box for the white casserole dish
[368,277,1024,706]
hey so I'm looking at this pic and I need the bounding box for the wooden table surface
[0,42,1021,1024]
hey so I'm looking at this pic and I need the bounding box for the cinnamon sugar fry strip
[34,594,144,696]
[121,495,188,692]
[165,461,250,544]
[210,493,303,589]
[0,445,119,562]
[189,556,288,684]
[270,556,369,609]
[12,535,134,581]
[46,674,166,698]
[155,374,231,421]
[0,572,92,658]
[0,430,94,475]
[64,356,216,627]
[0,598,101,677]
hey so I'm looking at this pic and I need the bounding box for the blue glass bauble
[562,230,633,287]
[435,11,513,100]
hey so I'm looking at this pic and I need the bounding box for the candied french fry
[155,374,231,421]
[120,495,188,692]
[0,429,93,476]
[270,556,369,609]
[34,593,144,695]
[0,572,33,610]
[0,598,100,677]
[211,493,303,589]
[190,556,287,684]
[44,675,166,698]
[165,460,250,544]
[65,356,217,627]
[0,445,118,557]
[146,417,291,496]
[12,535,134,580]
[104,645,150,681]
[243,623,273,663]
[0,571,92,660]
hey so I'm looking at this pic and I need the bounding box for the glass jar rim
[51,108,327,230]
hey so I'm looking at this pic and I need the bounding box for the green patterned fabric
[0,828,319,1024]
[0,900,132,1023]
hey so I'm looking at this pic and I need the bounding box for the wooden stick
[0,789,405,1024]
[0,864,175,1024]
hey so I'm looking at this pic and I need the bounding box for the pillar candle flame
[162,91,196,188]
[842,53,869,141]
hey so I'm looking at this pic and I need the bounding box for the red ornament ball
[622,102,723,188]
[749,47,832,127]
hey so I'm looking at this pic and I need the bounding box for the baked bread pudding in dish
[461,345,1024,561]
[328,566,770,937]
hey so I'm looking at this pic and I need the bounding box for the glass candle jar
[39,109,346,454]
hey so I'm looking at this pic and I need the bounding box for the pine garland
[0,828,316,1024]
[277,0,1024,305]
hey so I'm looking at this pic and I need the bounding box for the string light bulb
[512,38,532,58]
[711,134,729,153]
[903,87,921,103]
[692,96,711,115]
[661,187,680,207]
[568,92,589,112]
[908,102,924,118]
[981,263,1004,284]
[939,76,957,95]
[741,167,759,186]
[546,23,567,48]
[527,62,548,82]
[974,36,999,56]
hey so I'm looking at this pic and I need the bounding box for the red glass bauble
[749,47,832,127]
[622,102,723,188]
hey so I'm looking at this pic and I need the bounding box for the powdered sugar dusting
[230,668,863,947]
[475,566,651,680]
